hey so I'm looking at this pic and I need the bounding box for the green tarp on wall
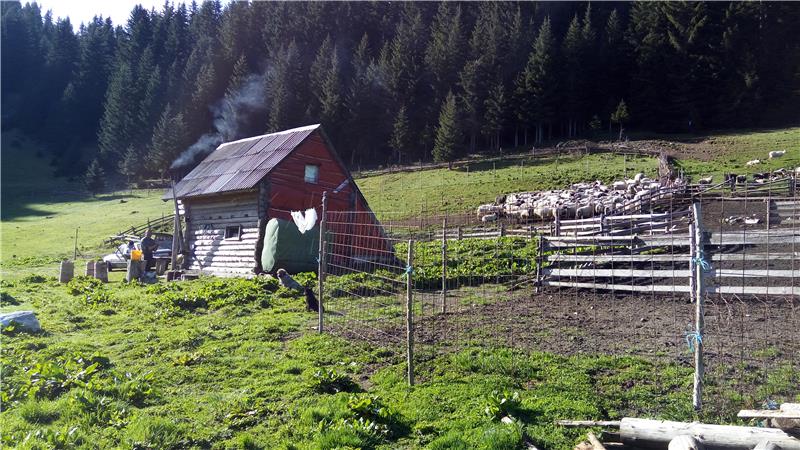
[261,218,320,273]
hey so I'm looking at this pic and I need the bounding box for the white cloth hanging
[291,208,318,234]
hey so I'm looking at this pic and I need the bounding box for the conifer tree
[119,145,140,183]
[148,104,190,174]
[84,158,106,195]
[521,17,559,144]
[97,63,137,162]
[433,91,459,167]
[389,106,410,164]
[611,99,630,140]
[482,82,506,151]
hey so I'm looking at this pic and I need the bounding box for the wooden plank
[713,285,799,295]
[541,281,799,296]
[542,280,691,293]
[545,252,798,263]
[557,420,622,428]
[713,269,800,278]
[738,410,800,420]
[544,268,690,278]
[548,254,690,263]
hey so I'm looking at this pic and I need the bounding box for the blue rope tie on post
[693,251,712,272]
[403,265,414,277]
[685,330,703,352]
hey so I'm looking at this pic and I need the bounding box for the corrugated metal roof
[167,124,320,199]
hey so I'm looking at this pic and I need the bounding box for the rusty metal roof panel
[169,124,320,199]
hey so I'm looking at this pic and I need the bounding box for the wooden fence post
[406,239,415,387]
[318,192,327,334]
[441,217,447,314]
[691,201,705,411]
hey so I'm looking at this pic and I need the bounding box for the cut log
[588,432,608,450]
[620,418,800,450]
[669,435,705,450]
[753,441,782,450]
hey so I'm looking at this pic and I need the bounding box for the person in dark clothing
[141,229,158,271]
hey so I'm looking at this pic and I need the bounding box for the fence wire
[318,176,799,418]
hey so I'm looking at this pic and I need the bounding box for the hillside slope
[1,133,172,272]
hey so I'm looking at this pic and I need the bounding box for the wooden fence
[539,198,800,297]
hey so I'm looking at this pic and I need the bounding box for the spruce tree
[433,91,459,167]
[521,17,559,144]
[119,145,140,183]
[97,63,138,162]
[389,106,410,164]
[611,99,630,140]
[148,104,191,174]
[84,158,106,195]
[482,82,506,151]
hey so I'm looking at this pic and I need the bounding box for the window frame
[224,225,242,240]
[304,164,320,184]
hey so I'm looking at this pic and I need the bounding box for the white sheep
[746,159,761,166]
[698,176,713,184]
[768,150,785,159]
[481,213,498,223]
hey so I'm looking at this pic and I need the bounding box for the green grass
[0,276,707,449]
[1,132,171,277]
[637,127,800,180]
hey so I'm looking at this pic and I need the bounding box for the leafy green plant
[483,390,521,421]
[20,274,52,284]
[310,368,358,394]
[66,276,103,295]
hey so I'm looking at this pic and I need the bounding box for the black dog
[304,287,321,313]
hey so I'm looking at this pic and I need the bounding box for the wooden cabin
[166,124,388,277]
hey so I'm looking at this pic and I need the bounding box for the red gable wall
[266,130,390,265]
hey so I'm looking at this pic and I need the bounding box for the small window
[304,164,319,184]
[224,225,241,240]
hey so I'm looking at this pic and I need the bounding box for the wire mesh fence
[318,177,799,418]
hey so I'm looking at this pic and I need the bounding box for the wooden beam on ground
[738,411,800,420]
[588,432,607,450]
[620,418,800,450]
[557,420,622,428]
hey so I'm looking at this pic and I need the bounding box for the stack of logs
[562,403,800,450]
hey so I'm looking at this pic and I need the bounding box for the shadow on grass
[1,191,143,221]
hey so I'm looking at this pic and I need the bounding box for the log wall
[184,191,259,277]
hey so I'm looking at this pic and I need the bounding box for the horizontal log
[556,420,622,428]
[738,410,800,420]
[545,232,800,247]
[189,217,259,227]
[541,280,691,293]
[547,253,797,263]
[545,236,691,248]
[713,285,799,295]
[548,254,691,263]
[545,268,799,279]
[541,281,799,296]
[545,268,690,278]
[620,417,800,450]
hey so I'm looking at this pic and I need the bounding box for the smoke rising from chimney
[171,73,267,169]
